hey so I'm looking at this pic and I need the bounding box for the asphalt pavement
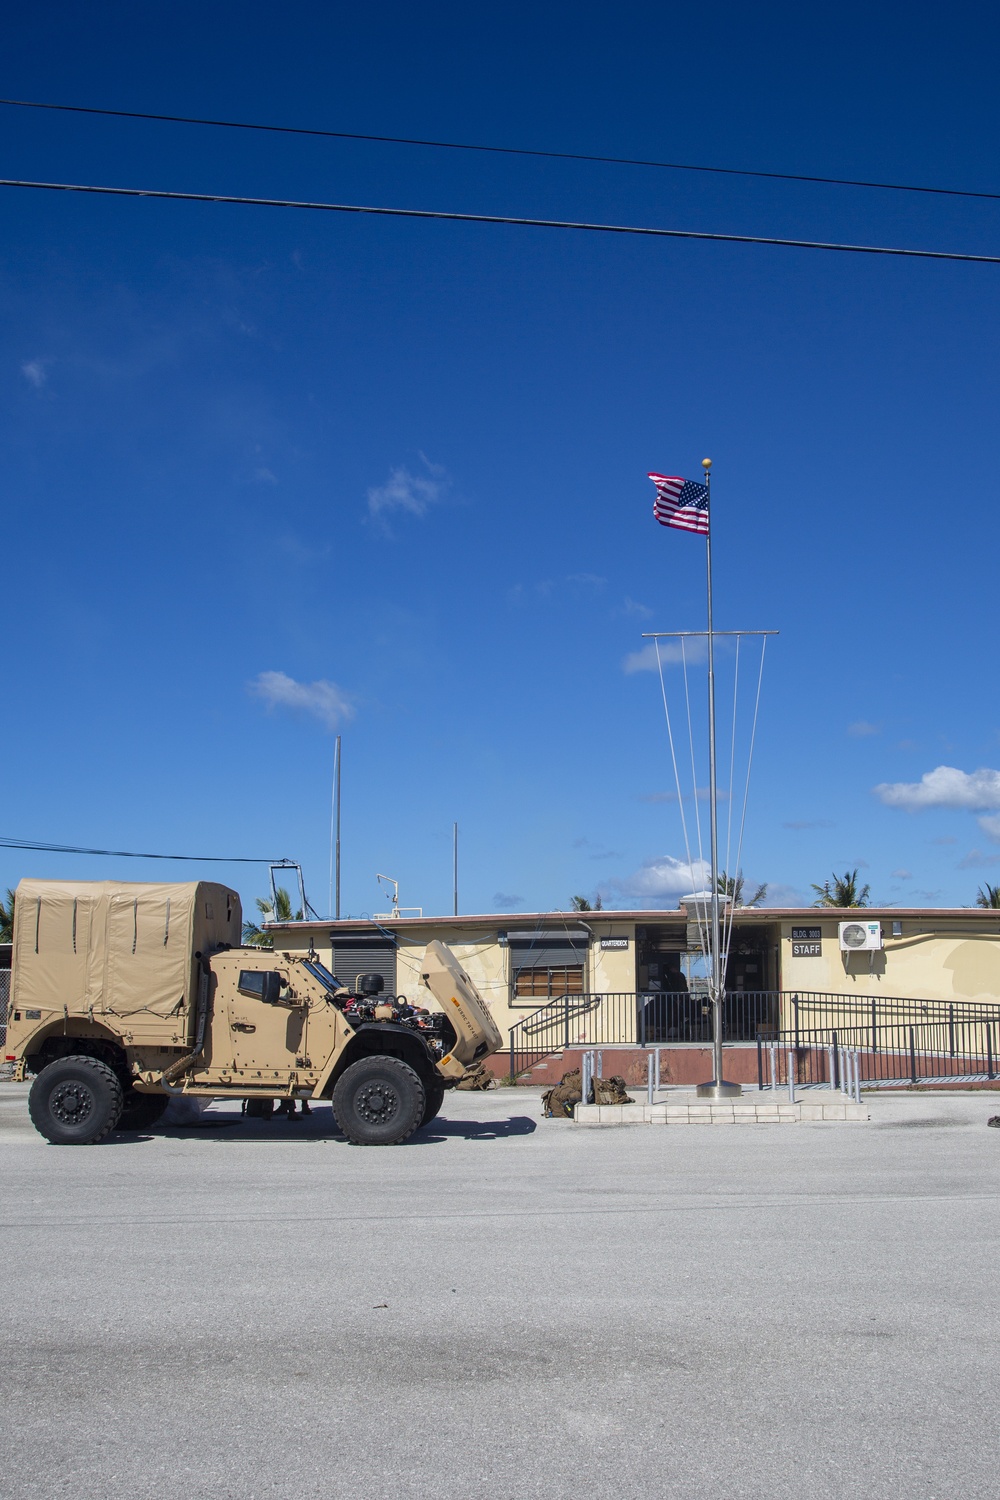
[1,1082,998,1499]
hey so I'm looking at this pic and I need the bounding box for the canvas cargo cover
[12,880,241,1042]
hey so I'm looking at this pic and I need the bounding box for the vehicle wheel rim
[356,1082,399,1124]
[50,1082,95,1125]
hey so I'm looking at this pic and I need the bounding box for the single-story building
[264,904,1000,1078]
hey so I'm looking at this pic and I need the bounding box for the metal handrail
[508,987,1000,1082]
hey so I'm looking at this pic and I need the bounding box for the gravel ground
[1,1082,998,1499]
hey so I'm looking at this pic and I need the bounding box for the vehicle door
[222,960,308,1086]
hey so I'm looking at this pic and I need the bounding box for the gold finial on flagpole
[702,457,712,470]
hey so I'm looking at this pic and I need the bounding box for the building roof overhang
[264,907,1000,934]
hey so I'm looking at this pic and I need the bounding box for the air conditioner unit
[839,920,882,953]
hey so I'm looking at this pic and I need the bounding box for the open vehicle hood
[420,940,502,1075]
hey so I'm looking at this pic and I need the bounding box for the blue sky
[3,0,1000,916]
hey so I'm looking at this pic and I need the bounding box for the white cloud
[508,574,605,606]
[890,868,912,880]
[619,597,653,620]
[248,671,355,731]
[848,720,880,737]
[957,849,1000,870]
[623,638,708,675]
[493,891,525,909]
[977,815,1000,843]
[760,882,810,907]
[613,855,712,902]
[21,359,47,388]
[874,765,1000,811]
[366,455,449,524]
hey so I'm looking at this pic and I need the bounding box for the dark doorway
[724,927,778,1038]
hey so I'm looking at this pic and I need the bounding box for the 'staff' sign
[791,925,822,958]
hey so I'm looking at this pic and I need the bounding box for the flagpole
[697,457,740,1098]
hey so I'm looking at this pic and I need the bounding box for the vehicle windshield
[302,959,340,993]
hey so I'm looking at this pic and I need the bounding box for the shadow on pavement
[109,1107,538,1145]
[416,1115,537,1142]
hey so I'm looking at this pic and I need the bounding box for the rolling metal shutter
[330,932,397,994]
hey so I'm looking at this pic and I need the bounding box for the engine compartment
[300,961,457,1051]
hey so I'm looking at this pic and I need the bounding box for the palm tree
[0,887,14,944]
[571,895,603,911]
[976,883,1000,909]
[242,886,302,947]
[811,869,871,908]
[717,870,767,907]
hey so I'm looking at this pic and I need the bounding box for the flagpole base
[696,1080,743,1099]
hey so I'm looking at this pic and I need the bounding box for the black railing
[507,990,781,1078]
[508,988,1000,1084]
[763,993,1000,1087]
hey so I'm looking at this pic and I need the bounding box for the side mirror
[261,971,283,1005]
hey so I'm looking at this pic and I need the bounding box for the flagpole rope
[654,640,708,967]
[725,635,768,974]
[723,634,740,920]
[680,638,710,962]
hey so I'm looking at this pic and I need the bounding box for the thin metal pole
[704,461,724,1087]
[453,821,458,916]
[335,736,341,919]
[329,735,341,919]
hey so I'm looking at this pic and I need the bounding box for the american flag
[648,473,710,535]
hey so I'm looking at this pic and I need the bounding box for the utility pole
[453,821,458,916]
[329,735,341,919]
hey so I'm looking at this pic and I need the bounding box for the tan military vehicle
[4,879,501,1146]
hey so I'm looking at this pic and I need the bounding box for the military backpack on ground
[456,1062,496,1091]
[542,1068,582,1118]
[592,1074,631,1105]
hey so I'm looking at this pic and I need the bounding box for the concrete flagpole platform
[574,1086,869,1125]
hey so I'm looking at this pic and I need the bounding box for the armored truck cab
[5,879,501,1146]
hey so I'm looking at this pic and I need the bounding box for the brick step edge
[574,1101,870,1125]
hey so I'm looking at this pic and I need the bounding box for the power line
[0,836,287,862]
[2,94,999,205]
[2,176,999,264]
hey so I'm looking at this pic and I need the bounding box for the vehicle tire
[332,1056,426,1146]
[244,1097,275,1119]
[420,1082,445,1128]
[117,1089,170,1131]
[28,1055,124,1145]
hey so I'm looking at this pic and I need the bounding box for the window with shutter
[513,964,585,999]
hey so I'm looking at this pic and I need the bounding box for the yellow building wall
[273,914,1000,1050]
[272,920,640,1049]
